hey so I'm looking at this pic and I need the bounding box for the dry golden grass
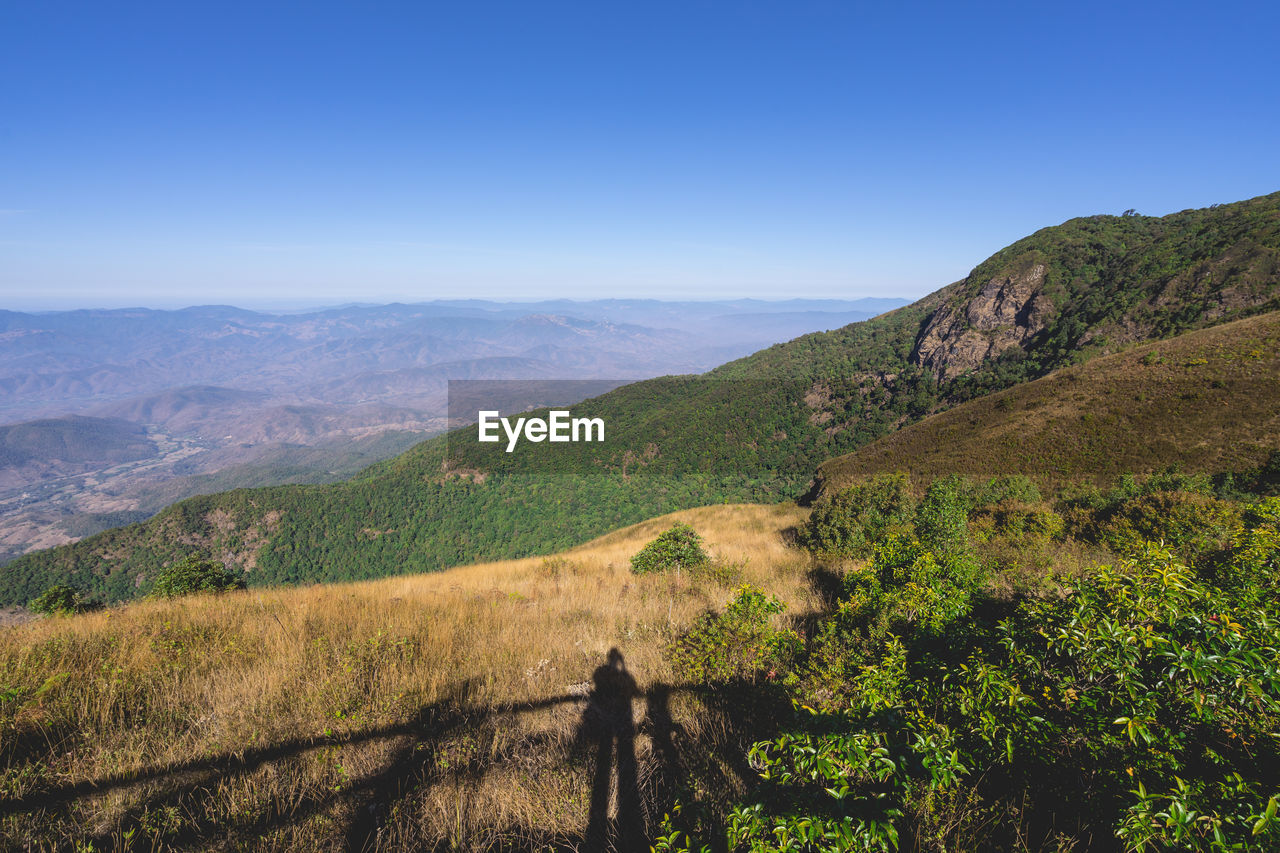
[0,502,813,851]
[817,310,1280,495]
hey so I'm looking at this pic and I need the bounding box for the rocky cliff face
[911,262,1053,379]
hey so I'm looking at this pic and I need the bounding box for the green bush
[630,523,709,574]
[969,502,1065,543]
[972,474,1041,507]
[1093,490,1241,563]
[798,473,915,557]
[668,585,800,683]
[668,522,1280,852]
[1210,496,1280,605]
[804,534,982,697]
[1216,450,1280,499]
[148,555,246,599]
[29,583,81,615]
[914,474,971,555]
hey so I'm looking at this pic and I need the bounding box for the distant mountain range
[0,297,904,563]
[0,297,904,423]
[2,191,1277,606]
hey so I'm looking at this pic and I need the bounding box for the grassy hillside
[0,503,816,851]
[3,192,1278,606]
[815,310,1280,493]
[5,480,1279,851]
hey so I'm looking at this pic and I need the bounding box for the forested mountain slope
[4,191,1277,605]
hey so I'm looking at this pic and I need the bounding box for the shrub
[914,474,971,555]
[697,542,1280,853]
[1093,490,1241,563]
[662,484,1280,853]
[972,475,1041,507]
[148,555,246,599]
[29,583,81,615]
[630,523,708,574]
[1218,450,1280,498]
[801,534,982,699]
[798,473,915,557]
[969,503,1065,543]
[668,585,800,683]
[1210,496,1280,605]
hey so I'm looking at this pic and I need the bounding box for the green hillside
[814,310,1280,494]
[4,191,1278,606]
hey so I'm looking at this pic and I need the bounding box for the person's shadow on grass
[578,647,645,852]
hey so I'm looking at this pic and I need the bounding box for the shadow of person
[578,647,645,852]
[640,683,686,823]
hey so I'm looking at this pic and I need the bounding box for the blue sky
[3,1,1278,310]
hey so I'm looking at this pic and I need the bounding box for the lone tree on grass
[30,583,81,615]
[149,555,246,599]
[630,523,709,574]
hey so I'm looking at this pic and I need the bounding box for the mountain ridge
[3,191,1277,606]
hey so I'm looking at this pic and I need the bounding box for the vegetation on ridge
[815,310,1280,494]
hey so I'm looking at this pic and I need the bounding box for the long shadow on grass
[3,669,795,852]
[6,681,582,851]
[577,648,644,853]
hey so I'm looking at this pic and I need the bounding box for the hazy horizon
[1,294,910,315]
[4,2,1278,309]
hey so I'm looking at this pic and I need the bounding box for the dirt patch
[0,606,35,628]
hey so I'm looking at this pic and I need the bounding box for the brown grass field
[816,310,1280,495]
[0,503,816,851]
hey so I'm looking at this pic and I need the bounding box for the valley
[0,425,207,559]
[5,192,1276,609]
[0,299,898,565]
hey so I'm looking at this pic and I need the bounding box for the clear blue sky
[3,1,1278,310]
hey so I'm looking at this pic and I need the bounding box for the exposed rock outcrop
[912,263,1053,379]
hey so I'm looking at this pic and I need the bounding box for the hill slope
[813,310,1280,492]
[0,503,815,851]
[3,191,1278,605]
[0,415,156,489]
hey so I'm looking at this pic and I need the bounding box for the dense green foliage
[630,523,710,574]
[147,556,246,599]
[796,474,915,557]
[660,489,1280,852]
[4,192,1278,606]
[28,583,81,615]
[801,474,1062,563]
[668,585,801,683]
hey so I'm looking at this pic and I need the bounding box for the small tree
[798,473,915,558]
[30,583,81,615]
[914,475,971,556]
[631,523,708,574]
[149,555,245,599]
